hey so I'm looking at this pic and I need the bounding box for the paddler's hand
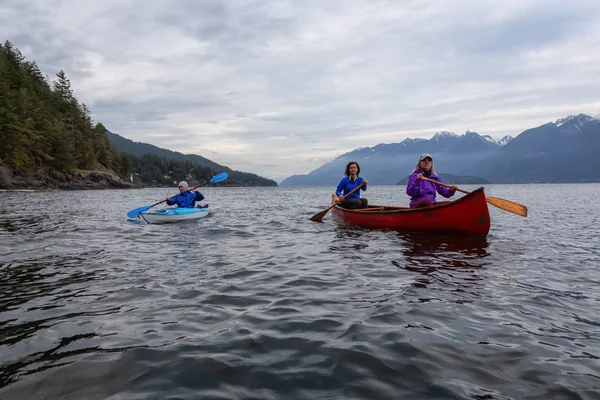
[362,180,368,186]
[338,195,345,201]
[417,173,423,180]
[166,196,171,201]
[450,185,457,191]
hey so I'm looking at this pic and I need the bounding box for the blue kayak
[140,206,210,224]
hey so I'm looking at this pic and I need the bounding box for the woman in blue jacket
[166,181,205,208]
[406,153,457,208]
[334,161,369,209]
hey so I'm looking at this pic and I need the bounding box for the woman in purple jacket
[406,153,457,208]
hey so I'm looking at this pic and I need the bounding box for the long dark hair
[344,161,360,176]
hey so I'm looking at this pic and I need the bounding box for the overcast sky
[2,0,600,181]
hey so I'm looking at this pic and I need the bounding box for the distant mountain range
[396,173,490,185]
[280,114,600,185]
[106,132,278,186]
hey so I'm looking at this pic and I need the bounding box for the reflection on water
[329,226,371,252]
[396,231,490,272]
[393,232,491,304]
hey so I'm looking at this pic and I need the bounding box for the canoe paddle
[126,172,228,219]
[310,182,364,222]
[420,176,528,217]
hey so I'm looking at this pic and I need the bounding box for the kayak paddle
[310,183,364,222]
[126,172,228,219]
[420,176,528,217]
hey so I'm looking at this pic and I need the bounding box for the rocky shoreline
[0,165,137,191]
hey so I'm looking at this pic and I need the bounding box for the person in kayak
[166,181,206,208]
[406,153,457,208]
[333,161,369,209]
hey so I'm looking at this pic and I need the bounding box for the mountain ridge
[107,131,278,186]
[280,113,600,186]
[396,173,491,185]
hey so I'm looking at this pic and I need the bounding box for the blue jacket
[406,170,454,207]
[166,190,205,208]
[336,176,367,200]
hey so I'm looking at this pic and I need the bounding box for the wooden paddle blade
[310,206,333,222]
[485,196,528,217]
[421,175,528,217]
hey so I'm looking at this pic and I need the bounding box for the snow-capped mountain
[554,114,596,135]
[281,129,501,185]
[555,113,595,128]
[280,113,600,185]
[482,135,497,144]
[483,134,512,146]
[432,131,459,141]
[497,135,513,146]
[473,113,600,183]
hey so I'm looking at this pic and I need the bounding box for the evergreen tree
[0,43,228,187]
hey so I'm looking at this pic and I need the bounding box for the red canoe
[331,187,491,236]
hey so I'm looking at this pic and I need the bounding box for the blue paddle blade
[210,172,228,183]
[127,205,151,219]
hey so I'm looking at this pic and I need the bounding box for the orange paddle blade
[485,196,528,217]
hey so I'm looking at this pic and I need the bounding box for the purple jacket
[406,170,455,207]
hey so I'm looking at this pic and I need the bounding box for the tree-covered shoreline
[0,41,276,190]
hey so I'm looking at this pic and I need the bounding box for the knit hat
[178,181,189,189]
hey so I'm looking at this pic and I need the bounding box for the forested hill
[106,131,277,186]
[0,41,133,189]
[0,41,276,189]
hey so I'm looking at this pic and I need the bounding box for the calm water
[1,184,599,399]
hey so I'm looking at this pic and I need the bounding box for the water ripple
[1,185,600,399]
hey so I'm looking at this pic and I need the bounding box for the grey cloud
[148,0,297,63]
[2,0,599,180]
[90,94,229,124]
[463,4,598,54]
[7,26,85,78]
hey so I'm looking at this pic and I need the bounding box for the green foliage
[106,131,278,186]
[127,154,215,187]
[1,42,272,187]
[0,41,124,176]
